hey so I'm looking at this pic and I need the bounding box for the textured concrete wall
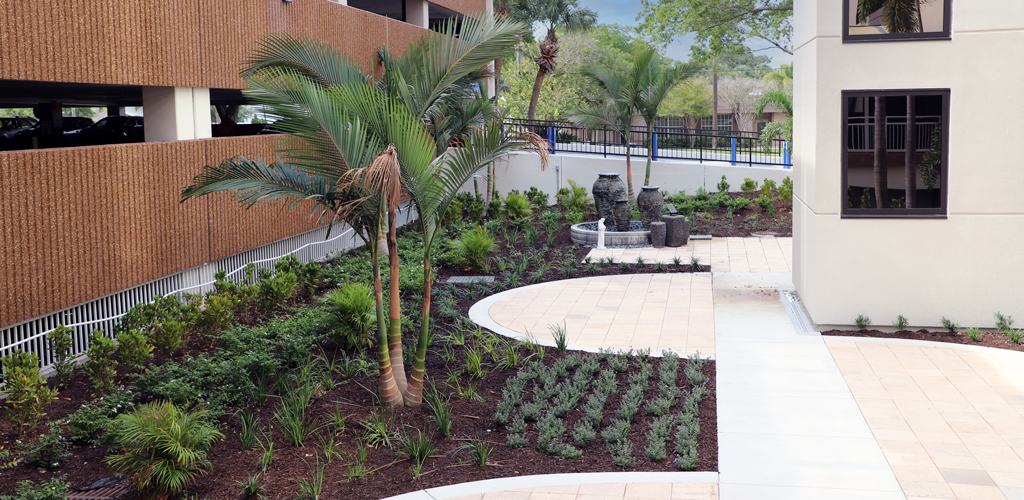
[0,136,321,328]
[0,0,440,89]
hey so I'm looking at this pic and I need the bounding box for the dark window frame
[841,89,950,219]
[842,0,952,43]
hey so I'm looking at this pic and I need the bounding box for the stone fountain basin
[570,221,650,247]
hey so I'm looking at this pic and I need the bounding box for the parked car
[0,117,38,150]
[2,116,94,150]
[69,116,143,146]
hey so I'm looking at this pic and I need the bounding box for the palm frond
[754,89,793,117]
[241,33,369,87]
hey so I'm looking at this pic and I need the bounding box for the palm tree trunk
[527,67,545,122]
[494,57,503,89]
[386,212,407,397]
[372,239,403,407]
[644,125,654,186]
[873,95,888,209]
[405,253,433,408]
[625,134,634,199]
[484,165,493,217]
[905,95,917,208]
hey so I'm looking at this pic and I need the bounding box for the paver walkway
[445,482,719,500]
[585,237,792,273]
[471,274,715,356]
[826,337,1024,500]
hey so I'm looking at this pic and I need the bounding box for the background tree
[718,76,764,132]
[857,0,922,34]
[661,76,713,146]
[638,0,793,55]
[506,0,597,121]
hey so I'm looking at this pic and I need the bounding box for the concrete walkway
[391,236,1024,500]
[586,237,792,273]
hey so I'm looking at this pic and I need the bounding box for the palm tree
[634,53,699,186]
[182,14,546,407]
[506,0,597,122]
[754,89,793,149]
[857,0,923,34]
[567,52,655,198]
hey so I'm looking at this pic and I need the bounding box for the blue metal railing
[504,119,792,168]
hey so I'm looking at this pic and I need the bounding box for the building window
[842,90,949,218]
[701,114,732,131]
[843,0,951,42]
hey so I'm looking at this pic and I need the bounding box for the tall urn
[592,174,627,227]
[636,186,665,229]
[612,199,632,232]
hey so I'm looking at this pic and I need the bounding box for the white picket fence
[0,206,416,370]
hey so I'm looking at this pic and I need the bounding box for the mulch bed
[821,329,1024,353]
[0,210,723,500]
[686,192,792,238]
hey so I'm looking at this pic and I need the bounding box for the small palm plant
[755,89,792,151]
[105,401,225,499]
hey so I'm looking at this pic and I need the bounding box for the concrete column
[106,106,126,117]
[405,0,428,28]
[141,87,212,142]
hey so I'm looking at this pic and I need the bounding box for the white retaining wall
[464,152,793,198]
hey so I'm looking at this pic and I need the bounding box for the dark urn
[612,198,631,232]
[592,173,627,226]
[636,186,665,229]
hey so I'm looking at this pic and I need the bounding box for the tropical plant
[1,350,57,436]
[105,401,225,499]
[453,226,497,272]
[324,283,376,350]
[754,89,792,148]
[506,0,597,121]
[117,329,154,371]
[633,52,699,185]
[181,14,546,407]
[83,330,118,393]
[46,325,75,387]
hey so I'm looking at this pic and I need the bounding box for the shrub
[855,315,871,330]
[779,176,793,201]
[0,477,70,500]
[257,268,298,312]
[995,312,1014,332]
[26,428,70,469]
[526,187,549,209]
[198,292,238,334]
[83,330,118,393]
[761,179,777,196]
[725,197,750,214]
[117,329,153,371]
[940,317,959,333]
[755,194,773,212]
[324,284,376,350]
[893,315,909,331]
[740,178,758,193]
[68,386,136,445]
[46,325,75,387]
[453,225,497,273]
[966,327,982,342]
[105,401,225,499]
[151,320,187,355]
[1,350,57,435]
[716,175,730,193]
[556,180,589,212]
[504,192,533,219]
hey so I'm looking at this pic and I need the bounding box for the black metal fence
[503,118,792,168]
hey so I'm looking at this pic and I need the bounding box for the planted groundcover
[0,191,719,500]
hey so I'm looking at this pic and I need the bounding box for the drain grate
[444,276,495,284]
[66,483,130,500]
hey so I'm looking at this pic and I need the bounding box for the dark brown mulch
[687,192,793,238]
[821,329,1024,353]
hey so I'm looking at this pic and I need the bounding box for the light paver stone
[826,338,1024,500]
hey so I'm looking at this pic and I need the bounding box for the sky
[573,0,793,68]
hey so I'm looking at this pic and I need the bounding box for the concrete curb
[381,471,720,500]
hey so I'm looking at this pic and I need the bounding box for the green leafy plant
[257,432,275,472]
[966,327,982,342]
[117,329,154,371]
[295,456,326,499]
[504,192,533,219]
[275,375,318,447]
[940,317,959,333]
[456,439,492,466]
[67,386,135,445]
[26,427,71,470]
[83,330,119,393]
[760,179,777,196]
[716,175,730,193]
[740,178,758,193]
[549,322,568,351]
[1008,329,1023,344]
[689,256,707,272]
[565,209,585,225]
[556,180,589,212]
[0,477,70,500]
[855,315,871,330]
[46,325,75,387]
[359,407,397,449]
[424,381,453,437]
[1,350,57,435]
[324,283,376,350]
[396,429,434,478]
[151,319,188,355]
[779,176,793,201]
[893,315,909,331]
[257,268,298,313]
[235,473,265,500]
[239,410,259,451]
[105,401,225,499]
[453,226,497,272]
[995,312,1015,333]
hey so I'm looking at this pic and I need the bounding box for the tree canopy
[637,0,793,55]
